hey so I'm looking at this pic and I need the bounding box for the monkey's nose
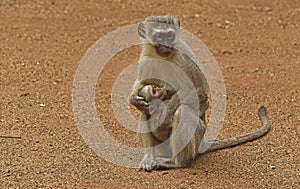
[158,44,173,51]
[156,44,174,57]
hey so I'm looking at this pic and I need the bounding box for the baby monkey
[137,83,176,126]
[138,84,168,112]
[138,85,167,102]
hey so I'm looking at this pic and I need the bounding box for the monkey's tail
[204,106,270,153]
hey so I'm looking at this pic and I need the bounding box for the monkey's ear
[138,22,146,38]
[177,20,181,27]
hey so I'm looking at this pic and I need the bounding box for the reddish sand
[1,0,299,188]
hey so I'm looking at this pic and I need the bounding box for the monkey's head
[138,15,181,57]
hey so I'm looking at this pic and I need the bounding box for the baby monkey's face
[138,85,167,102]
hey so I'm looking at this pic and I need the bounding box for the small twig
[0,135,21,139]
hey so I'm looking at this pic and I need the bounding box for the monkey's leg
[156,105,206,169]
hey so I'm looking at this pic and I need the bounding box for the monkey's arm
[138,114,158,171]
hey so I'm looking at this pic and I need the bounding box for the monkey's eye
[167,31,175,41]
[153,33,163,41]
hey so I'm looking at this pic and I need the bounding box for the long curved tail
[204,106,270,153]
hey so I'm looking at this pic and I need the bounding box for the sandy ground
[1,0,299,188]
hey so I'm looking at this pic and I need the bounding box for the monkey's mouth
[156,44,174,57]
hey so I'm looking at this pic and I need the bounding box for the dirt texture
[1,0,299,188]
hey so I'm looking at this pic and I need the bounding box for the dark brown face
[152,31,175,57]
[138,21,178,57]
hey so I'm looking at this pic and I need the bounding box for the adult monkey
[130,15,270,171]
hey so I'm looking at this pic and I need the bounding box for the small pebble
[270,165,276,170]
[162,171,169,175]
[222,50,233,55]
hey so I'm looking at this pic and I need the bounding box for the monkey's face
[138,85,167,102]
[151,29,175,57]
[138,19,179,57]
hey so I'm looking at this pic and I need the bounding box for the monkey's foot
[139,157,178,171]
[155,157,177,169]
[139,158,159,172]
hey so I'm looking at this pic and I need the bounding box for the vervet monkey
[130,15,270,171]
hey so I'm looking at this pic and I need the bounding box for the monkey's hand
[130,82,152,114]
[130,95,151,114]
[131,96,165,116]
